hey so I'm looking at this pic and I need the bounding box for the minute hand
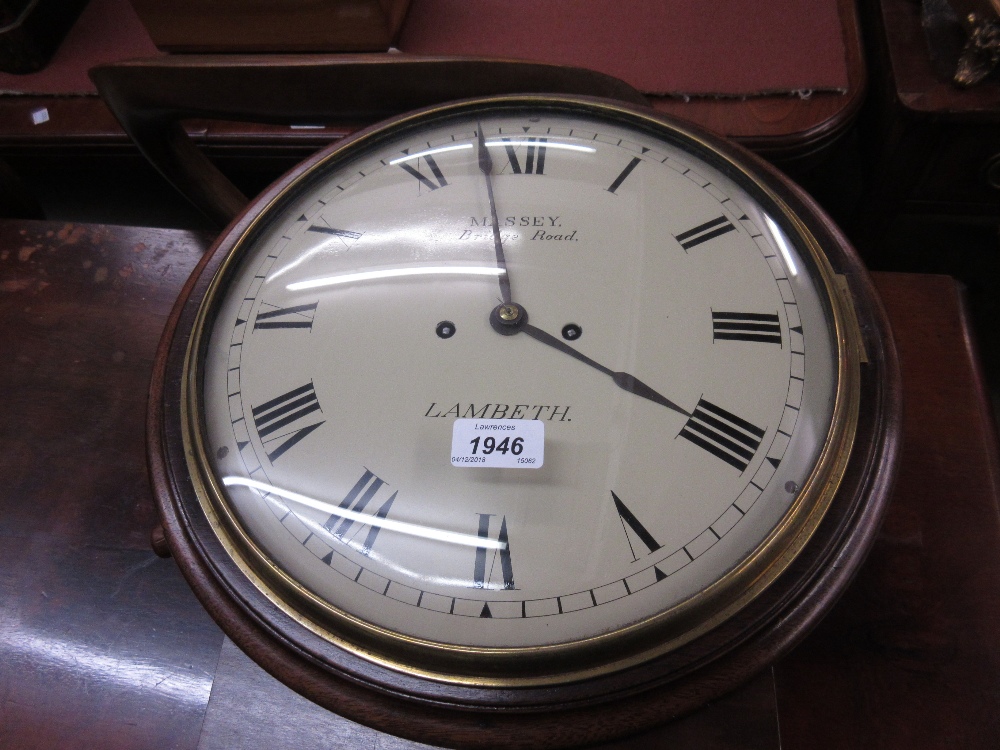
[477,125,512,304]
[520,323,690,417]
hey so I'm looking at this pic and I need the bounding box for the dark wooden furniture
[2,219,998,748]
[0,0,88,73]
[88,56,650,226]
[863,0,1000,220]
[0,0,864,170]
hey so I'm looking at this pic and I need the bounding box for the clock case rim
[147,94,901,746]
[185,96,858,684]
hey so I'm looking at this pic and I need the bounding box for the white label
[451,419,544,468]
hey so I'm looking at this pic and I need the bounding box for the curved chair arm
[90,54,648,228]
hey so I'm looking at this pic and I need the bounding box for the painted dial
[196,101,840,668]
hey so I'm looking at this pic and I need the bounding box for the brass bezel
[177,96,861,688]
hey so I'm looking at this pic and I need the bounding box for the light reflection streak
[265,496,507,590]
[764,214,799,277]
[273,137,594,286]
[287,265,504,292]
[386,140,595,167]
[224,477,505,550]
[485,139,596,154]
[388,143,472,165]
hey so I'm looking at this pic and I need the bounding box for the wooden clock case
[127,76,901,748]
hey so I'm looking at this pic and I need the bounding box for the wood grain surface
[0,221,219,750]
[774,273,1000,749]
[1,221,998,748]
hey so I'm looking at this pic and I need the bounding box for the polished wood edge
[649,0,867,163]
[780,0,866,155]
[146,218,236,570]
[954,283,1000,496]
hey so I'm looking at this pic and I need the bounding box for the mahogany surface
[1,221,999,748]
[0,221,218,749]
[775,273,1000,748]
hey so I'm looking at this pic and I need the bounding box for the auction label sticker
[451,419,544,468]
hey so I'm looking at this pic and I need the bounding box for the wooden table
[1,220,998,749]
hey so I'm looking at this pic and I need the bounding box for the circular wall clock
[148,95,900,748]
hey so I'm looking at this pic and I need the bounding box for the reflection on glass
[388,143,473,165]
[287,265,505,292]
[223,477,506,550]
[385,140,596,167]
[485,139,596,154]
[764,214,799,277]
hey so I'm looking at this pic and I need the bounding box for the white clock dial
[193,102,841,673]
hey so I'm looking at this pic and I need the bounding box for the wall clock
[148,94,900,748]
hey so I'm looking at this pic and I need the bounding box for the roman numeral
[607,156,642,194]
[675,215,736,250]
[473,514,515,590]
[251,382,324,462]
[323,469,398,555]
[398,154,448,191]
[611,491,660,560]
[501,137,546,174]
[253,301,318,331]
[712,311,782,345]
[679,398,765,472]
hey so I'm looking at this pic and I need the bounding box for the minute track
[257,492,788,622]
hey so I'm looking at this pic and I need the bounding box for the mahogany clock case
[147,96,901,749]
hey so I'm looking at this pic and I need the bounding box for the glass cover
[198,103,838,655]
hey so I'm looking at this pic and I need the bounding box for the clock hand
[477,124,512,305]
[522,323,689,416]
[477,128,683,417]
[489,306,689,417]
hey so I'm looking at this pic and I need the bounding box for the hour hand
[490,303,689,417]
[608,371,690,415]
[523,323,689,416]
